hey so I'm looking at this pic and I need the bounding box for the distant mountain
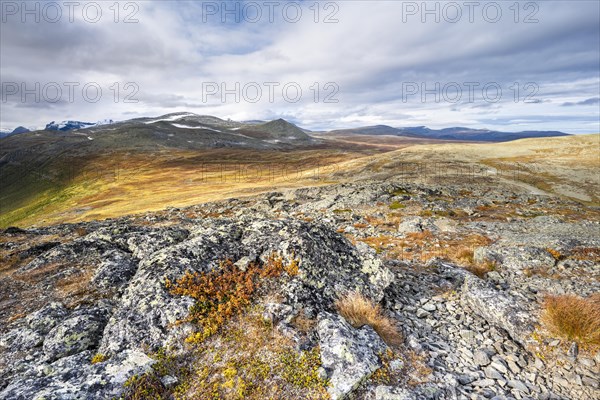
[405,127,569,141]
[328,125,420,138]
[242,120,267,125]
[327,125,569,142]
[45,120,95,131]
[2,113,317,160]
[11,126,30,135]
[12,113,570,146]
[45,119,114,131]
[0,126,31,139]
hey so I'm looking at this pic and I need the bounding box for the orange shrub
[546,248,563,261]
[167,254,297,343]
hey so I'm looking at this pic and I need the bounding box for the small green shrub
[389,201,405,210]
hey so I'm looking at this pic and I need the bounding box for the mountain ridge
[1,113,572,143]
[326,124,570,142]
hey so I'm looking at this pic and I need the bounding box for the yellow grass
[1,149,357,228]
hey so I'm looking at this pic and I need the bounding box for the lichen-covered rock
[43,306,110,362]
[354,241,395,300]
[25,303,69,335]
[397,217,428,234]
[19,237,116,273]
[242,219,394,304]
[318,312,387,400]
[474,246,556,273]
[375,385,416,400]
[98,222,245,355]
[0,327,43,352]
[5,178,597,399]
[0,349,154,400]
[87,225,189,260]
[91,249,137,289]
[432,217,457,232]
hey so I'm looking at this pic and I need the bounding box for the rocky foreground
[0,176,599,400]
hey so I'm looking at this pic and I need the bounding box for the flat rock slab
[461,274,535,347]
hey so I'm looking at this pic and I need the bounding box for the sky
[1,0,599,133]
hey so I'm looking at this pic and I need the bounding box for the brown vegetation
[546,248,563,261]
[357,232,492,268]
[571,247,600,262]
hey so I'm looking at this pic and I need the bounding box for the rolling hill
[0,113,337,227]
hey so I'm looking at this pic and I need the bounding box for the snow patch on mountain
[45,119,114,132]
[144,113,196,124]
[171,123,221,132]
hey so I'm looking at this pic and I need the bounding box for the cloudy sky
[1,0,599,133]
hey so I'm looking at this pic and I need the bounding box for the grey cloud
[0,1,598,133]
[562,97,600,106]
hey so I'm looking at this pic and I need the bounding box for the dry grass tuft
[122,373,169,400]
[523,266,559,279]
[406,230,434,242]
[55,269,95,298]
[14,262,63,284]
[335,292,402,347]
[7,312,26,323]
[445,237,495,278]
[465,260,497,279]
[453,247,474,264]
[405,350,433,386]
[75,227,88,237]
[418,209,433,217]
[358,232,492,265]
[291,310,317,334]
[541,294,600,346]
[364,215,391,229]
